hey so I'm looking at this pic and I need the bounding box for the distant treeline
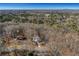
[0,12,79,32]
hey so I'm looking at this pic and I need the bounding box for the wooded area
[0,10,79,56]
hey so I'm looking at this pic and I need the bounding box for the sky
[0,3,79,9]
